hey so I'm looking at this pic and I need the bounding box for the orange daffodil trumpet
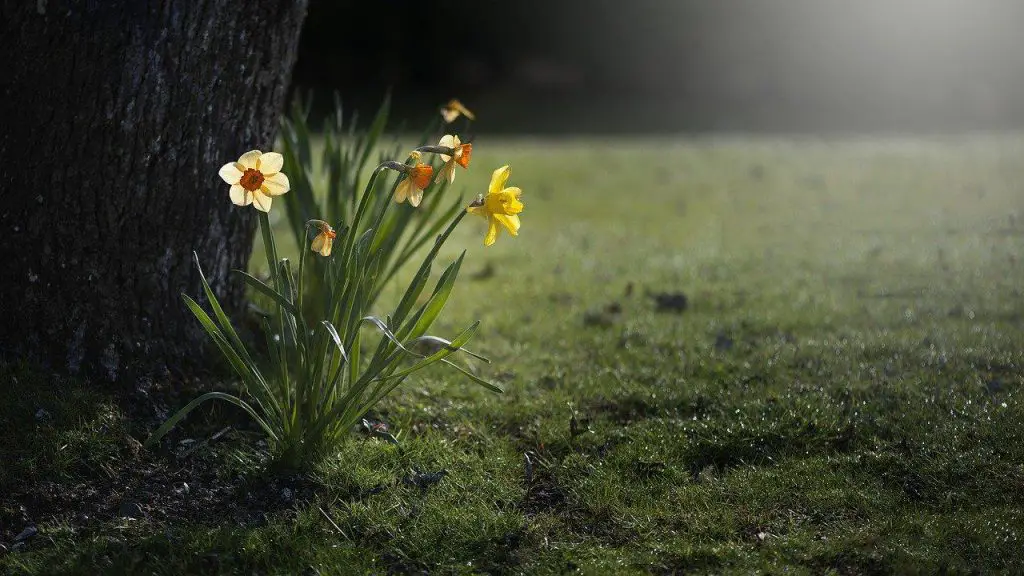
[467,165,524,246]
[435,135,472,184]
[218,150,290,212]
[310,220,337,257]
[394,151,435,207]
[440,99,475,124]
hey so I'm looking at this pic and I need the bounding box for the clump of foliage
[147,98,525,470]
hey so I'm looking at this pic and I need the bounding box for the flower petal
[489,165,511,195]
[259,152,284,175]
[394,179,411,203]
[410,187,423,207]
[484,216,499,246]
[450,99,475,121]
[456,143,472,168]
[252,190,272,212]
[503,189,524,214]
[262,172,290,196]
[435,161,456,184]
[494,213,520,236]
[229,184,252,206]
[438,134,459,162]
[312,233,333,256]
[238,150,262,170]
[440,107,460,123]
[219,162,244,185]
[466,205,486,217]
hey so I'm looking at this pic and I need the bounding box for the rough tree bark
[0,1,309,382]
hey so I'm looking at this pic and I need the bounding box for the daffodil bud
[310,220,336,256]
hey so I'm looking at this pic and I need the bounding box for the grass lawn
[3,136,1023,574]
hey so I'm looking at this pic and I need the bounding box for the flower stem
[258,210,290,415]
[341,165,388,266]
[297,223,309,318]
[414,145,455,155]
[259,211,281,291]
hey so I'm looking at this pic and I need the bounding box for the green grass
[3,136,1024,574]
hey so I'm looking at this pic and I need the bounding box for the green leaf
[192,252,253,365]
[379,321,480,382]
[319,320,349,401]
[438,358,503,393]
[360,315,416,358]
[320,320,349,366]
[182,295,249,381]
[144,392,279,449]
[409,335,490,363]
[379,194,464,295]
[401,252,465,341]
[348,328,361,392]
[235,270,300,319]
[182,295,280,418]
[356,92,391,174]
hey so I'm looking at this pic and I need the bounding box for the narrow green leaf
[357,92,391,173]
[183,295,280,416]
[145,392,279,448]
[401,252,465,341]
[320,320,349,366]
[438,358,503,393]
[235,270,300,319]
[192,252,253,365]
[378,321,479,382]
[409,335,489,363]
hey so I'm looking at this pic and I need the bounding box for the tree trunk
[0,1,309,382]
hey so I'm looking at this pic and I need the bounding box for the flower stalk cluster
[147,98,524,470]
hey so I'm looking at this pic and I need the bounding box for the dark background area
[291,0,1024,134]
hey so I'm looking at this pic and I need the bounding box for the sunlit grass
[3,136,1023,574]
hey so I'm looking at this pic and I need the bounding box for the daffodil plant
[277,97,474,321]
[146,99,524,470]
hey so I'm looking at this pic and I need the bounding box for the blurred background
[292,0,1024,134]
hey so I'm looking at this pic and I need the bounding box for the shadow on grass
[0,361,138,537]
[0,361,320,556]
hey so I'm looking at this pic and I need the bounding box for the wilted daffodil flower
[218,150,290,212]
[435,134,472,184]
[467,165,524,246]
[310,220,336,256]
[394,151,435,207]
[440,99,475,123]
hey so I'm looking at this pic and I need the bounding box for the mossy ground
[3,137,1023,574]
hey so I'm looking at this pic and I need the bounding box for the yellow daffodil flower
[436,135,472,184]
[467,165,523,246]
[310,221,337,256]
[440,99,476,123]
[394,162,434,207]
[218,150,290,212]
